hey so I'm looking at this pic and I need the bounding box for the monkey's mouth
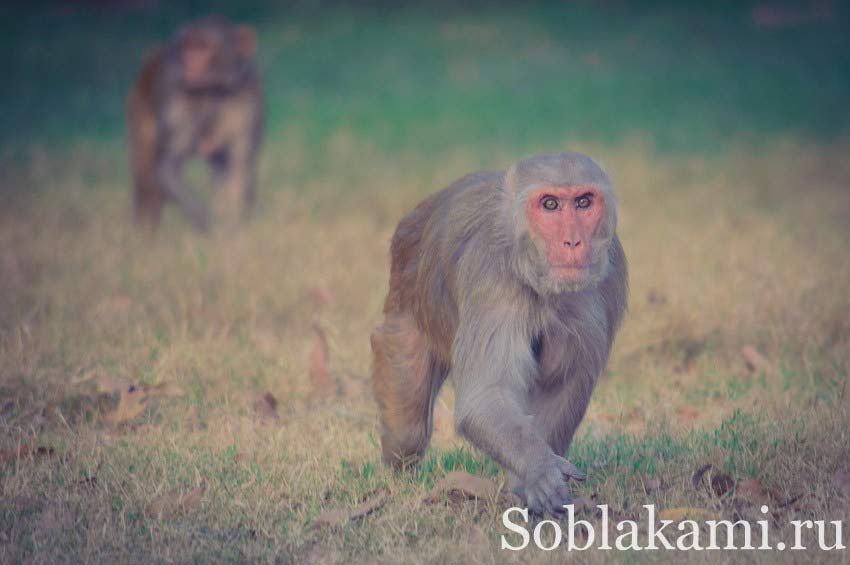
[550,264,590,274]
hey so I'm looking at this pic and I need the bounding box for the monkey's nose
[564,239,582,248]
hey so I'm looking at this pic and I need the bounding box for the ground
[1,1,849,563]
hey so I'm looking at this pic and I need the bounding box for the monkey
[371,151,627,515]
[126,15,264,231]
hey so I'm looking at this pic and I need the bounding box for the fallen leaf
[313,488,389,528]
[145,482,205,519]
[710,472,735,497]
[103,385,148,426]
[252,392,279,424]
[736,478,779,505]
[424,471,501,504]
[309,326,337,397]
[658,507,721,522]
[101,380,185,427]
[741,345,772,374]
[832,470,850,496]
[0,444,56,464]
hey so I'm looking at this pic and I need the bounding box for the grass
[1,1,850,563]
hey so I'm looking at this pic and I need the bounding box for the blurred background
[1,1,849,562]
[3,1,850,153]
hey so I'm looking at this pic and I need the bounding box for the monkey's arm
[451,309,585,514]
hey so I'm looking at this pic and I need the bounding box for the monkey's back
[385,171,505,360]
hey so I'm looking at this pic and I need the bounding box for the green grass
[1,1,849,156]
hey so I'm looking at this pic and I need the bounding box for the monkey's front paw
[522,456,586,515]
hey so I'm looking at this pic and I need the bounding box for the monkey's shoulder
[391,171,499,258]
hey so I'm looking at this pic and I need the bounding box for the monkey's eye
[541,196,559,211]
[575,194,592,209]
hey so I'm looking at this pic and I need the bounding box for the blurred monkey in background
[126,15,263,231]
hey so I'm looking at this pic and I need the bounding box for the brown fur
[372,152,628,514]
[127,47,168,226]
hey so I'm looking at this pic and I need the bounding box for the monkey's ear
[233,25,257,57]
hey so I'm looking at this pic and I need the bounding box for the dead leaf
[741,345,772,374]
[313,488,389,528]
[0,444,56,464]
[309,325,337,397]
[103,386,147,426]
[101,380,185,427]
[252,392,279,424]
[658,507,721,522]
[424,471,502,504]
[145,482,205,519]
[710,472,735,497]
[833,470,850,496]
[736,478,779,505]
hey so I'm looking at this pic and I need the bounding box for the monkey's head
[173,16,257,92]
[507,151,617,296]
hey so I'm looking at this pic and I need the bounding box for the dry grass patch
[1,138,849,562]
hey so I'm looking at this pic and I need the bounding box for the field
[1,1,850,562]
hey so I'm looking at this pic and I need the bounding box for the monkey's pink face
[525,185,606,280]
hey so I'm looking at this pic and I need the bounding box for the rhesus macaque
[126,15,264,231]
[372,152,627,514]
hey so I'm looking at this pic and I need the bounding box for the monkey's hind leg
[371,315,447,469]
[126,85,165,230]
[133,170,165,228]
